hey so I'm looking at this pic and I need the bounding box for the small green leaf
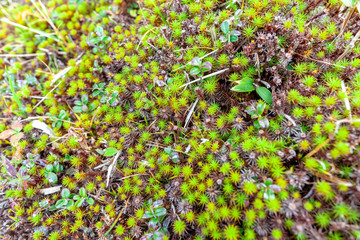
[189,66,201,76]
[142,211,154,219]
[73,195,81,200]
[81,94,88,104]
[241,77,255,84]
[256,87,273,104]
[167,78,174,85]
[188,57,201,66]
[73,106,83,113]
[45,164,53,172]
[66,200,74,209]
[55,199,66,209]
[256,103,266,115]
[231,82,255,92]
[89,37,100,45]
[49,205,57,211]
[104,147,118,157]
[45,172,58,184]
[286,64,294,70]
[95,25,104,36]
[61,189,70,199]
[201,62,212,72]
[258,117,269,129]
[154,207,167,217]
[230,35,238,42]
[164,147,172,155]
[221,20,230,34]
[75,198,85,207]
[253,119,261,129]
[79,188,86,197]
[87,198,95,205]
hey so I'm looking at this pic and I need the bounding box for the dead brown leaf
[0,129,15,139]
[10,132,24,146]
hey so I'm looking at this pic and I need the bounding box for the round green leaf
[231,82,255,92]
[143,211,154,219]
[221,20,230,34]
[61,188,70,199]
[66,200,74,209]
[75,198,85,207]
[189,67,201,76]
[79,187,86,197]
[154,207,167,217]
[256,87,273,104]
[55,199,66,209]
[45,172,58,184]
[104,147,118,157]
[73,106,83,113]
[73,195,81,200]
[86,198,95,205]
[230,35,238,42]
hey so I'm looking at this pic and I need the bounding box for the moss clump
[0,0,360,239]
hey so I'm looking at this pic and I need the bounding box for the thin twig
[104,198,130,236]
[19,116,50,122]
[32,79,64,111]
[341,80,352,120]
[180,68,229,88]
[93,160,110,170]
[172,49,219,72]
[136,27,155,50]
[336,28,360,62]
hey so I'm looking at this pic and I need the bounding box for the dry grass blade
[50,66,72,86]
[311,170,353,186]
[0,53,45,57]
[39,186,61,195]
[336,28,360,62]
[0,17,60,42]
[341,80,352,119]
[136,27,155,50]
[106,150,121,188]
[180,68,229,88]
[104,198,130,236]
[32,78,64,111]
[184,98,199,128]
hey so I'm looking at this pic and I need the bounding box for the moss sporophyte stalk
[1,0,360,239]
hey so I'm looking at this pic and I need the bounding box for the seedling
[127,2,139,17]
[231,77,273,104]
[164,147,179,163]
[5,68,26,117]
[2,155,32,191]
[100,91,119,107]
[46,110,69,129]
[21,153,45,171]
[92,83,106,97]
[24,74,42,90]
[188,57,212,77]
[87,26,111,54]
[44,161,63,184]
[50,187,94,211]
[141,199,169,240]
[258,179,281,200]
[73,94,95,113]
[245,103,269,129]
[220,19,241,43]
